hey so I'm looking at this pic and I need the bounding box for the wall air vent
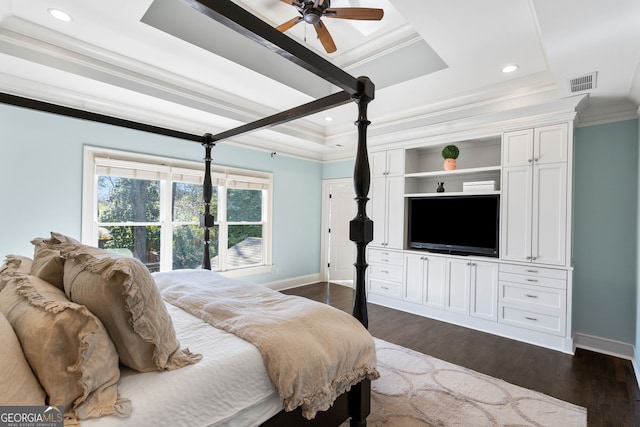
[569,72,597,93]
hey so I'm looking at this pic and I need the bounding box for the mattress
[82,302,283,427]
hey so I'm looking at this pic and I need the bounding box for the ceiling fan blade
[324,8,384,20]
[313,20,337,54]
[276,17,302,32]
[280,0,302,6]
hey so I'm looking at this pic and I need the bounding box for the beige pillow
[0,274,131,419]
[0,255,32,292]
[61,244,201,372]
[30,232,80,290]
[0,311,46,405]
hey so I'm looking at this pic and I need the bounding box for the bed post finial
[201,133,216,270]
[350,76,375,330]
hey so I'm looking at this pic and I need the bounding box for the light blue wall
[0,103,322,284]
[323,159,355,180]
[573,119,639,344]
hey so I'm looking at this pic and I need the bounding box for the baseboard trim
[633,350,640,391]
[264,273,322,291]
[573,332,634,360]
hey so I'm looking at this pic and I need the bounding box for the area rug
[343,338,587,426]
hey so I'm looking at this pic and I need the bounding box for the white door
[470,261,499,321]
[445,258,470,315]
[327,181,357,283]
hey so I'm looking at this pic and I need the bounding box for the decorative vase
[436,182,445,193]
[444,158,457,170]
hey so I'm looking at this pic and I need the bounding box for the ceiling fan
[276,0,384,54]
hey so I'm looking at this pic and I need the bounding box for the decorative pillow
[60,244,201,372]
[0,255,32,292]
[30,232,80,290]
[0,274,131,419]
[0,311,46,405]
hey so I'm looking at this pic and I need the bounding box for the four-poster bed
[0,0,376,425]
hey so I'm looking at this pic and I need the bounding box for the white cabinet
[372,149,404,177]
[405,253,446,307]
[501,123,568,266]
[368,248,404,299]
[445,258,498,319]
[370,149,404,249]
[498,263,567,336]
[470,261,499,321]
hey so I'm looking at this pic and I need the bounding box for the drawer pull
[525,294,538,298]
[381,270,389,274]
[381,252,389,255]
[526,279,538,282]
[381,286,389,290]
[381,259,389,262]
[524,316,538,321]
[526,269,538,273]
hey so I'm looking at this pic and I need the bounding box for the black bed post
[348,76,374,427]
[201,133,216,270]
[350,76,374,329]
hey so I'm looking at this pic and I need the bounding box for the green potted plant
[441,144,459,170]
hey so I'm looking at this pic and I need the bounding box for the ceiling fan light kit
[277,0,384,54]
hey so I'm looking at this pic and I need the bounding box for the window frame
[82,146,273,276]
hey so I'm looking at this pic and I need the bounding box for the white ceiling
[0,0,639,161]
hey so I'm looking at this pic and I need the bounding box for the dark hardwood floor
[282,282,640,427]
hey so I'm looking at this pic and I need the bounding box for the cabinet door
[404,254,423,303]
[371,151,389,178]
[470,261,498,321]
[445,259,470,315]
[424,256,446,308]
[501,165,533,262]
[386,176,404,249]
[503,129,534,167]
[532,162,567,265]
[534,124,568,164]
[386,149,405,176]
[370,176,387,247]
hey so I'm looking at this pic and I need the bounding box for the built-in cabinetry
[501,124,569,266]
[366,119,574,353]
[370,149,404,249]
[498,263,567,336]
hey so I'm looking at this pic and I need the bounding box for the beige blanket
[152,269,379,419]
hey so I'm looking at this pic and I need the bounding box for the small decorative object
[441,144,459,170]
[436,182,445,193]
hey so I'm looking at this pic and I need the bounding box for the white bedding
[82,302,283,427]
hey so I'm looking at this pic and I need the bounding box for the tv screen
[408,195,499,257]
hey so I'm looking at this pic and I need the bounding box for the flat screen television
[407,194,500,257]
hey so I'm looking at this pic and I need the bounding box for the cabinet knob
[526,256,531,260]
[534,158,539,162]
[532,256,537,260]
[528,159,533,163]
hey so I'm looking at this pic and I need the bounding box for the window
[82,147,272,274]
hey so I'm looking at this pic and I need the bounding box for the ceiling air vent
[569,72,597,93]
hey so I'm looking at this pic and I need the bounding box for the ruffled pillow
[0,274,131,419]
[30,232,80,290]
[0,311,46,405]
[0,255,32,292]
[60,244,201,372]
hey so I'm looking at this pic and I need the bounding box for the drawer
[499,282,566,311]
[369,262,403,282]
[499,272,566,290]
[369,279,403,298]
[499,263,567,280]
[499,305,565,336]
[369,249,404,265]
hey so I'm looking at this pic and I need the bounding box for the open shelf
[404,137,502,196]
[405,190,500,198]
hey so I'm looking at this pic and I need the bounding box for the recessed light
[502,64,519,73]
[48,8,72,22]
